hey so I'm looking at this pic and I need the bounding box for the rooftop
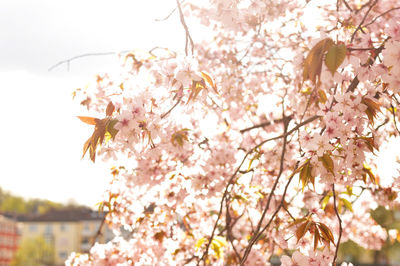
[2,208,105,222]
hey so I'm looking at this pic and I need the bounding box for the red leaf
[106,102,115,116]
[77,116,99,125]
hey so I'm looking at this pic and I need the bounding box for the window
[60,223,68,232]
[83,222,90,232]
[29,224,37,232]
[59,251,68,259]
[45,224,53,234]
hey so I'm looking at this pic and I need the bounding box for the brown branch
[198,115,319,265]
[390,103,400,135]
[240,115,293,133]
[240,114,290,264]
[225,200,243,262]
[346,37,389,93]
[364,7,400,27]
[161,95,183,119]
[342,0,353,11]
[48,51,127,72]
[176,0,194,56]
[347,47,374,51]
[155,0,185,22]
[240,163,299,264]
[350,0,378,43]
[332,184,343,266]
[91,215,106,247]
[48,46,175,72]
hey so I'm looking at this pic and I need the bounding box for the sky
[0,0,185,207]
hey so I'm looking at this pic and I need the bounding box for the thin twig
[346,38,389,93]
[350,0,378,43]
[198,115,320,265]
[240,115,293,133]
[176,0,194,56]
[390,103,400,135]
[241,112,290,263]
[91,215,106,246]
[155,0,185,22]
[364,7,400,27]
[332,184,343,266]
[161,96,183,119]
[241,163,299,264]
[48,51,127,72]
[342,0,353,11]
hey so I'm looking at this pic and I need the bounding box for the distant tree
[0,187,80,215]
[11,236,55,266]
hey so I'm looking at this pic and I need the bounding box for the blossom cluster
[68,0,400,265]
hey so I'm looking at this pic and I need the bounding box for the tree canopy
[67,1,400,265]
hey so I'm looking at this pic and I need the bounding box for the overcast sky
[0,0,185,207]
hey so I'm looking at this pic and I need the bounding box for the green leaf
[325,43,347,75]
[319,153,334,174]
[303,38,334,84]
[195,237,207,250]
[211,236,227,259]
[106,119,119,140]
[213,236,228,248]
[340,198,353,212]
[321,194,331,210]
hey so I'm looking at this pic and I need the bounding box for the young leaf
[106,119,119,140]
[321,194,331,210]
[106,101,115,116]
[318,89,327,103]
[288,217,307,228]
[299,161,309,191]
[340,198,353,212]
[362,97,381,124]
[325,43,347,75]
[303,38,334,84]
[363,163,378,185]
[201,71,218,94]
[295,220,312,243]
[195,237,207,250]
[314,229,321,250]
[319,153,334,174]
[317,223,335,245]
[77,116,99,125]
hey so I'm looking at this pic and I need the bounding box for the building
[18,208,113,265]
[0,215,19,266]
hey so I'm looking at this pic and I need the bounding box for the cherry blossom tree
[67,0,400,265]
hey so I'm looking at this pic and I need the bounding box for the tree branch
[332,184,343,266]
[364,7,400,27]
[350,0,378,43]
[240,115,293,133]
[176,0,194,56]
[198,114,319,265]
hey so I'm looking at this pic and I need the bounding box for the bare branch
[332,184,343,266]
[155,0,185,22]
[198,114,320,265]
[161,95,183,119]
[240,115,293,133]
[364,7,400,27]
[176,0,194,56]
[48,51,124,72]
[350,0,378,43]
